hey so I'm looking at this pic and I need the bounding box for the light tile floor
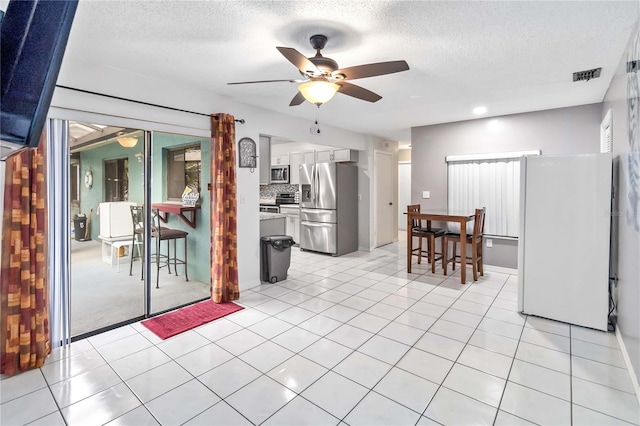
[2,239,639,425]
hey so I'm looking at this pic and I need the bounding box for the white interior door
[398,162,411,230]
[374,151,394,247]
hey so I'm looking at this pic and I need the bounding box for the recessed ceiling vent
[573,67,602,82]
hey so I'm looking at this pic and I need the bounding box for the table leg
[460,219,467,284]
[407,215,412,273]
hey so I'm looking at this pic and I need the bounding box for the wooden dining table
[406,211,475,284]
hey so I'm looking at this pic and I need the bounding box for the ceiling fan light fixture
[117,137,138,148]
[298,81,339,105]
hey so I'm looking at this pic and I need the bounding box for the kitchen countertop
[259,212,286,221]
[259,198,276,205]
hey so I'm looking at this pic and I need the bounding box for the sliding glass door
[64,123,211,338]
[67,121,147,337]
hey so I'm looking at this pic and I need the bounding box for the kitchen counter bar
[259,212,286,220]
[152,203,200,228]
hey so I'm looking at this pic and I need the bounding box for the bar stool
[151,208,189,288]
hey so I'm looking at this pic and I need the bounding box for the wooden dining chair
[442,207,486,281]
[408,204,445,273]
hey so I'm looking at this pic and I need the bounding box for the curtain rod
[55,84,245,124]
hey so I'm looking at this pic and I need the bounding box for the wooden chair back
[472,207,486,242]
[407,204,421,229]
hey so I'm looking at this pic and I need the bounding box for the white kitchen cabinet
[289,152,301,185]
[271,153,290,165]
[316,150,332,162]
[333,149,358,162]
[315,148,359,163]
[279,205,300,244]
[302,150,316,164]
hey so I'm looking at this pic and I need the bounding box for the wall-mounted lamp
[117,137,138,148]
[298,80,339,106]
[238,137,257,173]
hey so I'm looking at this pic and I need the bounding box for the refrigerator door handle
[310,164,315,203]
[316,164,320,204]
[302,222,333,227]
[314,164,319,203]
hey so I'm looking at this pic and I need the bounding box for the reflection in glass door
[67,124,211,337]
[68,121,146,337]
[148,131,211,315]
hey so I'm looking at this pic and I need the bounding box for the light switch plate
[422,191,430,199]
[486,239,493,248]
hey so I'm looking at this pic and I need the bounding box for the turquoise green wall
[79,133,211,284]
[79,142,144,241]
[152,133,211,284]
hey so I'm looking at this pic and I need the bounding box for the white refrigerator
[517,153,612,331]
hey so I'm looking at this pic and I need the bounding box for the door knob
[389,202,393,205]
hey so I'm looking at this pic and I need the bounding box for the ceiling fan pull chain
[310,108,322,135]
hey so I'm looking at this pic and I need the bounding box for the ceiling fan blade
[335,60,409,80]
[227,79,304,85]
[276,46,320,75]
[289,92,305,106]
[337,82,382,103]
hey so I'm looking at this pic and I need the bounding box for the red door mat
[141,300,244,339]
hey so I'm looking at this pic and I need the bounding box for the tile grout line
[415,270,512,423]
[16,244,635,426]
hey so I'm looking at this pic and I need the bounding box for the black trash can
[73,214,87,241]
[260,235,295,283]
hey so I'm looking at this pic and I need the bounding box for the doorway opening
[373,150,395,247]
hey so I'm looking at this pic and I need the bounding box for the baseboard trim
[615,324,640,405]
[484,264,518,275]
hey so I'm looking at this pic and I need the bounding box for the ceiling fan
[227,34,409,107]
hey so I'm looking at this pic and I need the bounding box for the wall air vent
[573,67,602,82]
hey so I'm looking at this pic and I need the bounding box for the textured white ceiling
[62,1,639,143]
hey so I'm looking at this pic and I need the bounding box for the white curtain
[447,158,520,237]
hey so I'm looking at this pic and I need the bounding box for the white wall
[50,58,370,291]
[602,20,640,387]
[411,103,603,268]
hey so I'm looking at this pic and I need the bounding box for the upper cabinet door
[302,151,316,164]
[316,150,332,162]
[271,153,289,165]
[333,149,358,162]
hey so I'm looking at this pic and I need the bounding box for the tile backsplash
[260,184,299,199]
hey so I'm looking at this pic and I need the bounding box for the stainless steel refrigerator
[299,162,358,256]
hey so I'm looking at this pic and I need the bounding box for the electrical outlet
[422,191,430,199]
[486,239,493,248]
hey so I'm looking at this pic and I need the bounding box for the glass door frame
[48,113,210,342]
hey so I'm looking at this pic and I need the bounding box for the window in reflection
[167,144,201,200]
